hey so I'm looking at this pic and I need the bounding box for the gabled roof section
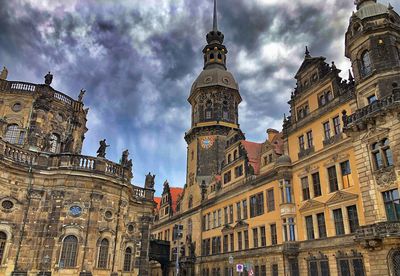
[295,56,326,79]
[299,199,325,213]
[170,187,184,213]
[326,190,358,206]
[241,140,263,174]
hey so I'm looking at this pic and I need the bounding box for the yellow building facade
[151,1,400,275]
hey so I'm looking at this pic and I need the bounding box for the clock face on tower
[200,136,215,149]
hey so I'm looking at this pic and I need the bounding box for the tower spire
[213,0,218,31]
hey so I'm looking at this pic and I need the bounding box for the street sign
[236,264,244,272]
[229,255,233,264]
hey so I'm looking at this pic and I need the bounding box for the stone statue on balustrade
[0,66,8,80]
[145,172,155,189]
[78,89,86,102]
[96,139,109,158]
[63,134,74,153]
[44,72,53,85]
[121,149,129,165]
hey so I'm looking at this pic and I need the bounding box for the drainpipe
[13,166,33,273]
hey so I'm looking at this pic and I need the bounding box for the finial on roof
[213,0,218,31]
[388,2,393,10]
[0,66,8,80]
[305,46,311,58]
[348,69,354,82]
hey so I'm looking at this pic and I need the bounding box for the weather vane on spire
[213,0,218,31]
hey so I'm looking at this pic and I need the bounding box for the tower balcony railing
[0,138,153,200]
[345,88,400,128]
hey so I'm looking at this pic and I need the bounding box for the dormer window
[297,103,309,120]
[367,95,377,104]
[361,50,372,77]
[318,91,333,107]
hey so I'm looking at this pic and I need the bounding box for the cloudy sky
[1,0,398,195]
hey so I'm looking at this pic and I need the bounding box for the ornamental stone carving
[374,167,397,187]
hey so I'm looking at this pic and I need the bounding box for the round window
[2,200,14,210]
[105,210,113,219]
[69,205,82,216]
[12,103,22,112]
[128,224,135,232]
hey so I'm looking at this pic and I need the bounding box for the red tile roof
[154,197,161,210]
[170,187,184,213]
[241,140,263,174]
[271,132,284,155]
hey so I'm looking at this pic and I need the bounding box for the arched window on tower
[205,100,212,120]
[49,133,61,153]
[0,232,6,265]
[59,235,78,268]
[361,50,372,77]
[222,100,229,120]
[389,249,400,276]
[97,238,109,268]
[210,53,215,61]
[188,196,193,209]
[4,124,24,145]
[123,247,132,272]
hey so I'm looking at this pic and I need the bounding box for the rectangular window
[224,207,228,225]
[224,171,231,184]
[272,264,279,276]
[328,166,339,192]
[382,189,400,221]
[229,233,234,252]
[270,224,277,245]
[316,212,327,238]
[305,215,315,240]
[244,230,249,249]
[218,209,222,227]
[234,165,243,177]
[213,211,217,228]
[207,213,211,230]
[203,215,206,231]
[253,228,258,248]
[347,205,359,233]
[229,205,234,223]
[367,94,377,104]
[301,176,310,200]
[250,192,265,217]
[260,226,266,247]
[242,199,248,219]
[307,131,313,148]
[323,121,331,140]
[223,235,228,253]
[333,116,341,135]
[237,231,242,250]
[255,266,259,276]
[261,265,266,276]
[299,135,305,150]
[267,188,275,212]
[236,202,242,221]
[312,172,322,197]
[333,208,345,235]
[340,160,352,189]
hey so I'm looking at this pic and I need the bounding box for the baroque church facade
[0,70,155,275]
[151,1,400,276]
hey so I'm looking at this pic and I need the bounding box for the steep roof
[154,197,161,210]
[241,140,263,174]
[170,187,184,213]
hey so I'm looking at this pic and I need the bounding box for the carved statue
[145,173,155,189]
[127,159,133,170]
[121,149,129,165]
[44,72,53,85]
[42,133,54,152]
[63,134,74,153]
[0,66,8,80]
[78,89,86,102]
[96,139,109,158]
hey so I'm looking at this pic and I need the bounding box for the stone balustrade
[355,221,400,240]
[0,138,153,200]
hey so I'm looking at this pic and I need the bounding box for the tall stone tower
[185,0,243,193]
[345,0,400,106]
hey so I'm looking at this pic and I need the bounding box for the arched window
[217,53,222,60]
[4,124,19,144]
[389,250,400,276]
[0,232,6,265]
[371,139,393,170]
[123,247,132,272]
[188,196,193,209]
[233,150,238,160]
[382,139,393,167]
[49,133,61,153]
[205,100,212,120]
[59,235,78,268]
[228,154,232,163]
[361,50,372,77]
[210,53,215,60]
[97,238,109,268]
[371,142,383,169]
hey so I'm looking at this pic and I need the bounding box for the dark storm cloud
[1,0,399,194]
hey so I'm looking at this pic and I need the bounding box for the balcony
[280,203,296,217]
[298,146,314,159]
[323,133,342,147]
[355,221,400,250]
[345,88,400,130]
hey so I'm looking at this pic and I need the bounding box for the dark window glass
[328,166,339,192]
[339,259,350,276]
[299,135,305,150]
[321,260,330,276]
[323,122,331,140]
[123,247,132,272]
[270,224,277,245]
[341,160,352,189]
[242,200,248,219]
[307,131,313,148]
[224,207,228,225]
[347,205,359,233]
[229,205,234,223]
[260,226,266,247]
[305,215,315,240]
[333,116,341,135]
[261,265,266,276]
[352,258,365,276]
[267,189,275,212]
[223,235,228,253]
[236,202,242,221]
[272,264,279,276]
[382,138,394,166]
[309,261,318,276]
[367,95,377,104]
[253,228,258,248]
[301,177,310,200]
[371,142,383,169]
[4,124,20,144]
[244,230,249,249]
[250,192,264,217]
[333,209,345,235]
[312,172,322,197]
[316,213,327,238]
[237,231,242,250]
[98,238,109,268]
[235,165,243,177]
[383,189,400,221]
[230,233,234,252]
[361,51,372,77]
[0,232,5,265]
